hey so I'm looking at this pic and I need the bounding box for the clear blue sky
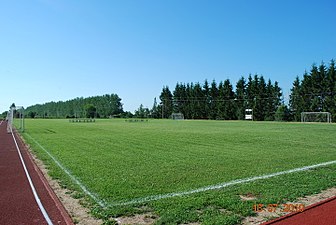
[1,0,335,113]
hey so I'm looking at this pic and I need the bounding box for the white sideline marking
[10,128,54,225]
[25,133,106,208]
[110,160,336,206]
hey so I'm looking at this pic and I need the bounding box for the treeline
[148,59,335,122]
[289,60,336,121]
[26,94,124,118]
[13,59,336,122]
[152,75,283,120]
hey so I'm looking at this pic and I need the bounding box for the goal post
[301,112,332,123]
[15,106,25,132]
[7,106,25,133]
[6,106,14,133]
[171,113,184,120]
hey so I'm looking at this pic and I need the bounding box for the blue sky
[1,0,335,113]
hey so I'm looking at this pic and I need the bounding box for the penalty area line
[111,160,336,206]
[25,133,106,208]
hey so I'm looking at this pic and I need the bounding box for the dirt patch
[115,213,156,225]
[26,144,103,225]
[242,187,336,225]
[294,187,336,205]
[240,193,258,201]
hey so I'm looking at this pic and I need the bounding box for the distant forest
[5,59,336,122]
[24,94,124,119]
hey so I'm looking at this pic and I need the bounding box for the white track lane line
[10,127,53,225]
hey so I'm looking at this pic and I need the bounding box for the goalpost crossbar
[301,112,332,123]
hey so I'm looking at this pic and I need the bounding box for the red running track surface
[0,121,73,225]
[262,196,336,225]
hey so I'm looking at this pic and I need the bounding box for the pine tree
[173,83,183,114]
[300,70,312,112]
[203,79,211,119]
[217,81,224,119]
[265,79,275,121]
[185,83,193,119]
[289,76,303,121]
[318,62,328,111]
[310,64,322,111]
[235,77,246,120]
[193,83,204,119]
[246,74,255,110]
[217,79,235,120]
[151,97,159,118]
[254,75,266,121]
[224,79,236,120]
[209,80,219,120]
[326,60,336,121]
[159,86,173,118]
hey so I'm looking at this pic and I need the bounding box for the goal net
[8,106,25,133]
[15,106,25,132]
[171,113,184,120]
[301,112,332,123]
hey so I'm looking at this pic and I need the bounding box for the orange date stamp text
[253,203,305,213]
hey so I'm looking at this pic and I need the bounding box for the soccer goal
[171,113,184,120]
[8,106,25,132]
[6,106,14,133]
[301,112,332,123]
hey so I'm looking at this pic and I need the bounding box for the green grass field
[19,119,336,224]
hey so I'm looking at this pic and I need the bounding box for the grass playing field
[19,119,336,224]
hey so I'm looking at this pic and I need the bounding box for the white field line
[10,128,53,225]
[25,133,106,208]
[22,132,336,207]
[110,160,336,206]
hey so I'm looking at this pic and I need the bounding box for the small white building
[245,109,253,120]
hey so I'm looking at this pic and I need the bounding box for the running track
[263,196,336,225]
[0,121,73,225]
